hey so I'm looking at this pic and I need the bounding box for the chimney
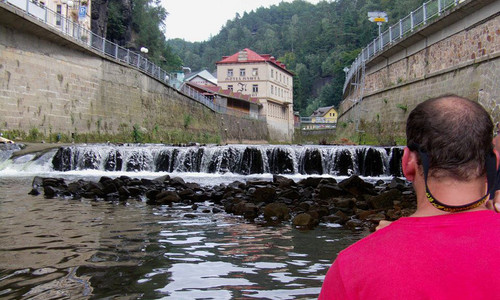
[238,50,248,62]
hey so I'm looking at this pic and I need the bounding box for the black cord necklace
[408,143,497,212]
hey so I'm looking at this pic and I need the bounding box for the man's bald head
[406,94,494,180]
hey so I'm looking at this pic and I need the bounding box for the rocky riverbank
[29,174,416,230]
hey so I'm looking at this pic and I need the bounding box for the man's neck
[411,175,488,217]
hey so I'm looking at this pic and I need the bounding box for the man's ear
[402,147,418,181]
[494,148,500,169]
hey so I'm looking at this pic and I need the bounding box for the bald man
[319,95,500,299]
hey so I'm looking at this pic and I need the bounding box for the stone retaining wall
[0,5,268,143]
[339,0,500,144]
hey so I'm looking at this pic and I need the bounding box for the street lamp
[343,67,350,78]
[140,47,149,54]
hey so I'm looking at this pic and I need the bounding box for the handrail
[2,0,264,121]
[343,0,463,94]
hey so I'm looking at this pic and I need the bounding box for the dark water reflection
[0,177,367,299]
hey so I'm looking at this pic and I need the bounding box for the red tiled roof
[216,48,292,75]
[186,82,260,105]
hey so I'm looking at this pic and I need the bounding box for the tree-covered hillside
[166,0,425,116]
[94,0,182,71]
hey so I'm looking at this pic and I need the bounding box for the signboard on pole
[78,5,87,20]
[368,11,388,23]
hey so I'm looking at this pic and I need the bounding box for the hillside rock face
[91,0,109,37]
[91,0,133,46]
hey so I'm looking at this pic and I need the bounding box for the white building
[216,48,294,142]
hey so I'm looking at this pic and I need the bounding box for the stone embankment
[29,174,416,230]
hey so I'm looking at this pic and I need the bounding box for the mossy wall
[0,8,268,144]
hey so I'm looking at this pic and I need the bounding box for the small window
[56,5,62,25]
[271,69,274,78]
[252,68,258,76]
[228,85,233,91]
[240,69,246,76]
[252,84,258,93]
[271,85,274,94]
[227,69,233,77]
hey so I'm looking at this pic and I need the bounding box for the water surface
[0,176,367,299]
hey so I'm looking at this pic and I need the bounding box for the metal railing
[3,0,173,85]
[343,0,464,93]
[300,117,337,123]
[2,0,265,121]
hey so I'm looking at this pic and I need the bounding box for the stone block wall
[339,1,500,144]
[0,10,268,143]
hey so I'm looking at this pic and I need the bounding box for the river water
[0,174,368,299]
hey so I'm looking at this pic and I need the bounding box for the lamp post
[140,47,149,71]
[343,67,350,79]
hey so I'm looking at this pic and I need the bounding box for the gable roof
[186,82,261,106]
[310,106,337,117]
[185,70,217,85]
[216,48,293,75]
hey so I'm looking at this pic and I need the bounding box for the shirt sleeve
[318,259,349,300]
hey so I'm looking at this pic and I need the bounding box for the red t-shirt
[319,210,500,300]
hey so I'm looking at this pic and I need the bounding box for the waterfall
[1,144,403,177]
[44,144,402,176]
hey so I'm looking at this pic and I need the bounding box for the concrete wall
[0,3,268,143]
[339,0,500,144]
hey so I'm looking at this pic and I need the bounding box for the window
[252,84,258,93]
[228,85,233,91]
[271,69,274,78]
[279,73,282,82]
[252,68,258,76]
[227,69,233,77]
[56,5,62,25]
[271,85,274,94]
[240,69,246,76]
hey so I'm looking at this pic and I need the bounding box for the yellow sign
[373,17,387,22]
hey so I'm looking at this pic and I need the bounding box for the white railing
[343,0,464,93]
[2,0,264,121]
[300,117,337,123]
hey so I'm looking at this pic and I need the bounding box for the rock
[263,203,290,221]
[28,188,40,196]
[252,186,276,203]
[367,189,402,209]
[233,201,258,219]
[155,191,181,205]
[317,184,346,199]
[338,175,377,197]
[298,177,322,188]
[279,189,301,201]
[345,219,364,230]
[273,175,296,188]
[388,177,407,191]
[292,213,318,228]
[334,198,355,209]
[323,214,344,224]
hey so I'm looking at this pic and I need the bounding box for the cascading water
[1,144,403,177]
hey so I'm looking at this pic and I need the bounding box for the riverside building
[216,48,294,142]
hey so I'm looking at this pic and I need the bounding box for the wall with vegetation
[337,0,500,145]
[0,10,268,144]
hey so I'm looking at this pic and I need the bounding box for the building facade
[216,48,294,142]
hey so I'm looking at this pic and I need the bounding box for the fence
[343,0,465,93]
[2,0,264,121]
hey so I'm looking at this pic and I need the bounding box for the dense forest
[166,0,426,116]
[94,0,182,71]
[99,0,426,116]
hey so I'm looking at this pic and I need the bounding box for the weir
[45,144,403,177]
